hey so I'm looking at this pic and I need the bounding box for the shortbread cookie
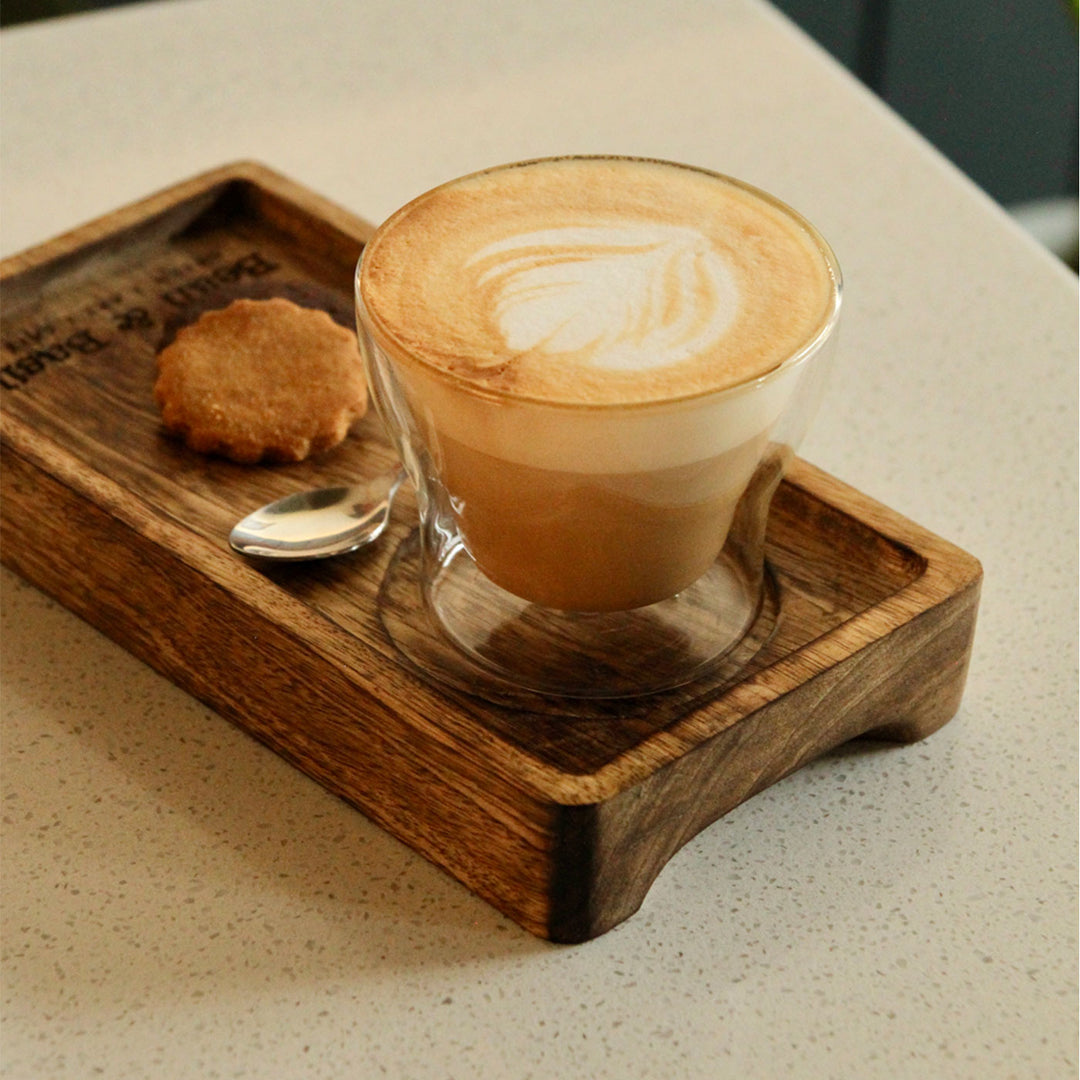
[154,297,367,463]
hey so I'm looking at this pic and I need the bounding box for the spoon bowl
[229,469,407,560]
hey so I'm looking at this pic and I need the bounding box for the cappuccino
[358,157,840,611]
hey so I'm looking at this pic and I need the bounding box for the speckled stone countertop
[1,1,1076,1077]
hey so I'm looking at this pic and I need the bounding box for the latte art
[467,225,738,371]
[359,158,836,405]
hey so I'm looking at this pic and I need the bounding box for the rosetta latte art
[467,225,739,371]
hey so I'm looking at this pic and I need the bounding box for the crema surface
[359,157,837,405]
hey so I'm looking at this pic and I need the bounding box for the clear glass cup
[355,157,841,699]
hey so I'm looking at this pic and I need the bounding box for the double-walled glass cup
[356,158,841,699]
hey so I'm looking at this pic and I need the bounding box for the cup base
[378,530,777,704]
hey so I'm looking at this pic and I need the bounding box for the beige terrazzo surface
[1,1,1076,1077]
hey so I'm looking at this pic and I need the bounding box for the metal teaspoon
[229,470,407,560]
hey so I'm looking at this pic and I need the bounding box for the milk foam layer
[357,157,841,474]
[359,157,838,407]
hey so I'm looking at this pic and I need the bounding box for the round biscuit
[154,297,368,463]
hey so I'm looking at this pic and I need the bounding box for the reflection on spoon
[229,470,407,561]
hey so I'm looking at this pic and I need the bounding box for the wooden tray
[0,162,982,943]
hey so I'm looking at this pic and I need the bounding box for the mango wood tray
[0,163,982,943]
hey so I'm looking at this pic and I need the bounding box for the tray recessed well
[0,163,982,942]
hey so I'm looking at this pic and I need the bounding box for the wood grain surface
[0,163,982,941]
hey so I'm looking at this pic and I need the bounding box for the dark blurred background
[2,0,1077,264]
[775,0,1078,265]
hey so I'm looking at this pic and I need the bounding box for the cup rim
[355,154,843,413]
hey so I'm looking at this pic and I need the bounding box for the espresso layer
[360,157,837,405]
[439,432,766,611]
